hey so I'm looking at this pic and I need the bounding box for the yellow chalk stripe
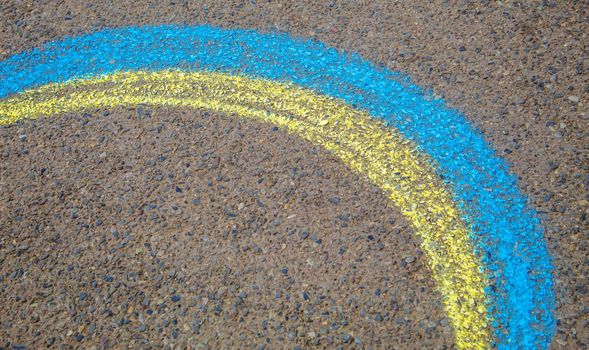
[0,70,490,349]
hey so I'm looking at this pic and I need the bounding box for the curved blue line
[0,24,555,349]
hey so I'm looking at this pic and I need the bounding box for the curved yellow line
[0,70,490,349]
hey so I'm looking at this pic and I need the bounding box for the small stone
[328,196,341,204]
[310,235,322,244]
[555,337,567,346]
[171,295,181,303]
[404,256,416,263]
[280,268,288,275]
[341,332,352,343]
[299,231,309,240]
[79,292,88,301]
[136,105,151,119]
[568,95,580,103]
[192,319,202,332]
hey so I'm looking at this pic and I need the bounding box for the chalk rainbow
[0,25,555,349]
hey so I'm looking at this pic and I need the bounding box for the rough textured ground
[1,108,450,349]
[0,1,587,349]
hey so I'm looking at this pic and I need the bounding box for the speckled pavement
[0,1,587,349]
